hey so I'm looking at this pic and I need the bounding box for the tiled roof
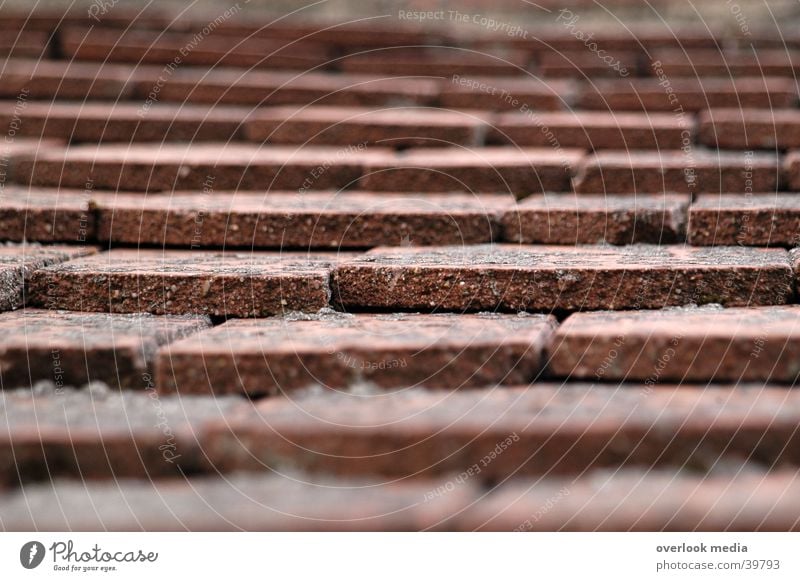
[1,6,800,532]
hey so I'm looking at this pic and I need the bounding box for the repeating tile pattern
[2,9,800,532]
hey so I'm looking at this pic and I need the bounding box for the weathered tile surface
[28,249,346,316]
[549,305,800,383]
[0,243,95,311]
[138,69,440,106]
[489,111,692,150]
[502,193,688,244]
[573,150,781,193]
[0,385,242,485]
[698,109,800,149]
[207,385,800,478]
[244,106,489,147]
[339,48,531,77]
[93,191,511,248]
[576,77,797,111]
[537,49,642,78]
[652,49,800,77]
[0,101,253,142]
[157,312,556,395]
[0,58,152,100]
[0,309,209,389]
[359,147,583,194]
[16,144,389,191]
[0,186,92,242]
[333,244,792,311]
[689,193,800,246]
[0,138,65,186]
[61,26,333,70]
[3,11,800,534]
[439,76,572,111]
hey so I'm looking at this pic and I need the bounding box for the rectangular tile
[213,21,438,48]
[0,309,209,389]
[206,385,800,478]
[359,147,583,194]
[502,193,688,244]
[0,386,241,485]
[507,24,720,53]
[137,69,439,106]
[651,49,800,77]
[332,244,792,311]
[0,58,154,100]
[439,76,573,111]
[576,77,797,111]
[338,47,531,77]
[28,249,346,316]
[0,186,92,242]
[698,109,800,149]
[244,106,489,147]
[489,111,693,150]
[537,49,641,78]
[0,244,95,311]
[1,138,65,185]
[240,21,440,47]
[15,144,387,191]
[0,101,253,142]
[156,312,555,395]
[573,150,781,194]
[0,8,171,32]
[93,192,511,248]
[61,26,333,70]
[549,305,800,383]
[689,193,800,246]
